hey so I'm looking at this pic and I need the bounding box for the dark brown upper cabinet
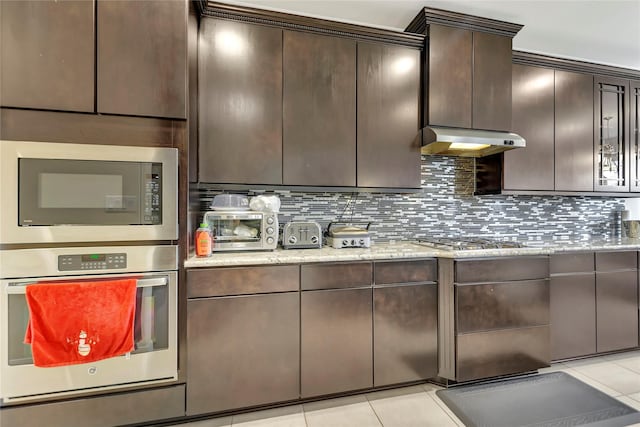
[504,64,555,191]
[283,31,357,187]
[194,3,423,189]
[406,8,522,132]
[197,19,283,185]
[97,0,187,119]
[357,43,421,188]
[594,76,630,192]
[554,70,594,192]
[630,80,640,192]
[0,0,95,112]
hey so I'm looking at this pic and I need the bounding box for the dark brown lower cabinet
[373,283,437,386]
[301,288,373,397]
[550,273,597,360]
[0,385,185,427]
[186,293,300,415]
[596,270,639,352]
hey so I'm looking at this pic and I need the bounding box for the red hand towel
[24,278,137,368]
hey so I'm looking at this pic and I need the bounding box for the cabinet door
[374,283,437,386]
[596,270,638,352]
[97,0,187,118]
[357,43,421,188]
[283,31,356,186]
[631,80,640,192]
[594,76,630,192]
[504,64,554,190]
[197,19,282,185]
[186,293,300,415]
[550,273,596,360]
[301,288,372,397]
[427,24,472,128]
[473,32,512,131]
[0,0,94,112]
[555,71,594,191]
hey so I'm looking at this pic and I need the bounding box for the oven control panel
[58,253,127,271]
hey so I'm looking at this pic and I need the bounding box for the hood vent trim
[421,126,526,158]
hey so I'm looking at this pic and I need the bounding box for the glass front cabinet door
[631,80,640,192]
[594,76,630,192]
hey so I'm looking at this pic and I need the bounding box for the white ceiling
[221,0,640,71]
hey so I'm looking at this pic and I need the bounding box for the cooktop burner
[415,237,525,250]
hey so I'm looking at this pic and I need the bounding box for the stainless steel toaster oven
[203,211,278,251]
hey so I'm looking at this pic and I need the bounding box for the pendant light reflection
[215,30,247,57]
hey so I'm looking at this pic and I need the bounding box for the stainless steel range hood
[421,126,526,158]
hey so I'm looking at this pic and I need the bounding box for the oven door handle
[6,276,168,294]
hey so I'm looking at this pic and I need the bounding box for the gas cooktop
[414,237,526,250]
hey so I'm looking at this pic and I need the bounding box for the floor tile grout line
[425,389,465,426]
[364,393,385,427]
[565,363,640,396]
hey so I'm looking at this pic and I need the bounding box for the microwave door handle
[6,276,168,294]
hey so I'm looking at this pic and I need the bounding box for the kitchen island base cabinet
[301,288,373,398]
[186,293,300,415]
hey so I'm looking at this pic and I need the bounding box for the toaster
[282,221,322,249]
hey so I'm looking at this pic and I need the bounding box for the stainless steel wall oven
[0,245,178,404]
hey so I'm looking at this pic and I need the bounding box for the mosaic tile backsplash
[193,156,626,243]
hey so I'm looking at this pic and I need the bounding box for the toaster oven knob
[288,235,297,244]
[266,217,275,225]
[267,237,275,244]
[311,236,318,244]
[267,227,274,234]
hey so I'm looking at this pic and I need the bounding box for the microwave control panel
[58,253,127,271]
[142,163,163,225]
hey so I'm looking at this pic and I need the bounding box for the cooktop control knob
[342,239,349,246]
[359,239,365,245]
[311,236,318,244]
[289,235,297,244]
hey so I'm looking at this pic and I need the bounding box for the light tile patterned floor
[169,350,640,427]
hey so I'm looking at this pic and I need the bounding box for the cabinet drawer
[595,251,637,271]
[455,256,549,283]
[456,326,550,382]
[301,262,372,290]
[187,265,299,298]
[550,252,594,275]
[456,279,549,333]
[374,259,436,285]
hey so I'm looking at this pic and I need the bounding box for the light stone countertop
[185,238,640,268]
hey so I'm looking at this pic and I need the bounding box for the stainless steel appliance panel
[186,292,299,415]
[456,326,550,382]
[550,273,597,360]
[301,288,373,397]
[456,279,550,333]
[373,283,437,386]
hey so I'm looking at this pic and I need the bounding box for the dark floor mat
[436,372,638,427]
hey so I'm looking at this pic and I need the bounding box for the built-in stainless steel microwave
[0,140,178,244]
